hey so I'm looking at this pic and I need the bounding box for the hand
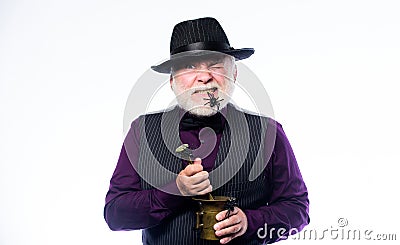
[176,158,212,196]
[214,207,248,244]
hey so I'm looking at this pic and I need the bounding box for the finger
[197,185,213,195]
[193,157,202,164]
[192,178,210,190]
[183,172,208,186]
[215,223,242,237]
[220,237,231,244]
[215,207,239,221]
[214,213,241,230]
[190,171,209,184]
[218,225,244,245]
[219,235,237,245]
[182,163,203,176]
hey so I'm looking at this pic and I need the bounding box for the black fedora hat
[151,17,255,73]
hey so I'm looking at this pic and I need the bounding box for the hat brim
[151,48,254,74]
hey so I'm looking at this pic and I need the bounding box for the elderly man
[104,17,309,245]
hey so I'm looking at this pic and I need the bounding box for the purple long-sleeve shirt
[104,107,309,243]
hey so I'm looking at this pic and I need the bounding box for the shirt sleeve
[103,118,188,231]
[243,119,310,243]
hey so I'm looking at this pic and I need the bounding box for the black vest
[137,103,270,245]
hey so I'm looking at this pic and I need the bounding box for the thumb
[181,158,203,176]
[193,157,202,165]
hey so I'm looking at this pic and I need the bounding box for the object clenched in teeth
[193,87,217,94]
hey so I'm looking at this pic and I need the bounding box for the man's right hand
[176,158,212,196]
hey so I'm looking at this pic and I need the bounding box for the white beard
[171,80,235,117]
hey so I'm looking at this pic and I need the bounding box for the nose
[196,65,213,83]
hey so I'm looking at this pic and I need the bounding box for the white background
[1,0,399,244]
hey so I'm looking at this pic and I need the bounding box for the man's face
[170,54,237,117]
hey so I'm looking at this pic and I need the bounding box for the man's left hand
[213,207,248,244]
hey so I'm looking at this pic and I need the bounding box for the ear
[169,75,173,89]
